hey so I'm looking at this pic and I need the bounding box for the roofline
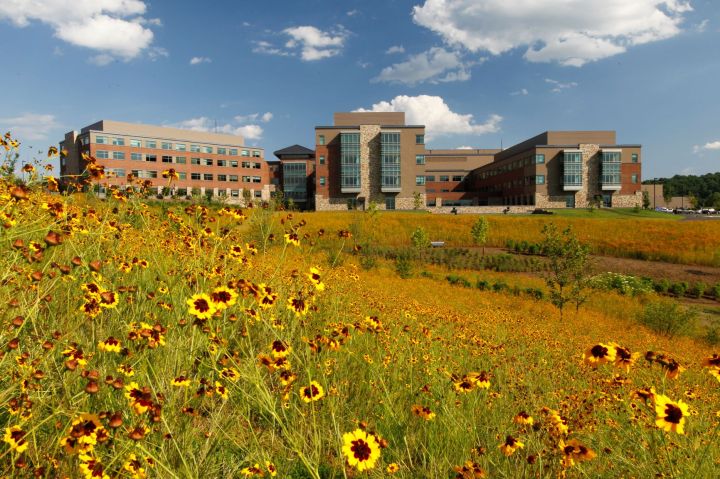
[315,125,425,129]
[77,128,263,150]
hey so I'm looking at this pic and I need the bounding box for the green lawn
[543,207,679,219]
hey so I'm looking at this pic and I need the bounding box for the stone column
[359,125,381,201]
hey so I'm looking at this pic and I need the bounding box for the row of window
[426,175,465,182]
[91,136,261,157]
[317,133,425,146]
[107,168,262,183]
[95,150,262,168]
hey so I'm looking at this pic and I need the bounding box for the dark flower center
[351,439,372,460]
[194,299,210,312]
[591,345,608,358]
[664,404,683,424]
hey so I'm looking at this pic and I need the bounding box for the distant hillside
[643,172,720,207]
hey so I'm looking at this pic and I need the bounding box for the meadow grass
[1,178,719,478]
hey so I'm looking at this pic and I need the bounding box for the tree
[410,227,430,249]
[642,190,650,210]
[412,191,423,210]
[471,216,490,255]
[540,223,591,319]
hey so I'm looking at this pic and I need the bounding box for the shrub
[395,254,413,279]
[669,281,689,297]
[705,325,720,346]
[524,288,544,300]
[410,227,431,249]
[492,281,509,293]
[654,279,671,294]
[359,254,377,271]
[589,272,654,296]
[712,283,720,300]
[476,279,490,290]
[637,300,697,338]
[446,274,472,288]
[692,282,707,298]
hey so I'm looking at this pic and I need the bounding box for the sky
[1,0,719,178]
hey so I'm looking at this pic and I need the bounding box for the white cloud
[190,56,211,65]
[0,1,159,61]
[88,54,115,66]
[283,25,348,61]
[261,112,273,123]
[252,40,290,57]
[456,146,474,149]
[355,95,502,141]
[347,9,359,17]
[174,116,264,141]
[693,141,720,153]
[386,45,405,55]
[412,0,693,67]
[234,112,273,123]
[0,113,59,141]
[511,88,529,96]
[545,78,578,93]
[373,47,473,85]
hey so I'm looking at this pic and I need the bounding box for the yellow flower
[307,266,325,291]
[284,232,300,246]
[499,435,524,456]
[513,411,534,425]
[187,293,217,320]
[342,429,381,471]
[559,439,596,468]
[4,425,29,453]
[386,463,400,473]
[411,404,436,421]
[172,376,191,387]
[583,343,617,366]
[654,394,688,434]
[210,286,238,310]
[299,381,325,403]
[98,337,122,353]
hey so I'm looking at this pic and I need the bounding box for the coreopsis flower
[299,381,325,403]
[613,344,639,372]
[270,340,292,359]
[187,293,217,320]
[117,364,135,377]
[702,354,720,368]
[161,168,179,180]
[240,464,264,477]
[98,337,122,353]
[709,368,720,382]
[411,404,436,421]
[584,343,617,367]
[467,371,490,389]
[544,408,569,436]
[210,286,238,310]
[654,394,688,434]
[123,453,151,479]
[78,454,110,479]
[513,412,534,426]
[287,296,309,317]
[264,461,277,477]
[386,463,400,474]
[342,429,381,471]
[498,435,524,456]
[306,267,325,291]
[284,232,300,246]
[60,414,108,454]
[220,367,240,382]
[215,381,228,400]
[453,460,487,478]
[3,425,29,453]
[559,439,596,468]
[172,376,191,387]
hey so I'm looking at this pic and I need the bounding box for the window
[146,170,158,179]
[191,173,201,180]
[112,151,125,160]
[109,168,125,177]
[131,153,142,161]
[229,175,238,182]
[347,198,357,210]
[601,151,621,186]
[204,159,213,166]
[218,174,227,182]
[230,160,238,167]
[319,176,326,186]
[535,154,545,164]
[416,176,426,186]
[130,170,140,178]
[452,175,463,182]
[162,155,173,163]
[252,150,261,157]
[242,176,251,182]
[319,155,325,165]
[439,175,449,182]
[80,136,90,146]
[631,174,638,184]
[203,174,213,181]
[380,132,401,190]
[145,154,157,162]
[426,188,436,193]
[318,135,325,145]
[96,150,109,159]
[283,162,308,200]
[536,175,545,185]
[340,133,361,190]
[217,160,227,167]
[161,142,172,150]
[242,161,251,168]
[241,149,249,156]
[217,147,227,155]
[190,145,200,152]
[563,151,582,187]
[632,153,639,163]
[202,146,213,154]
[174,143,186,152]
[95,136,107,144]
[145,140,156,149]
[385,196,395,210]
[425,175,435,182]
[415,134,424,145]
[191,158,201,165]
[231,190,239,197]
[252,176,261,183]
[178,172,187,180]
[416,155,425,165]
[130,139,142,148]
[229,148,238,156]
[254,191,262,198]
[252,162,261,169]
[175,156,186,164]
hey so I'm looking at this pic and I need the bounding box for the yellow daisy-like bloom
[4,425,29,453]
[172,376,191,387]
[654,394,688,434]
[467,371,491,389]
[613,344,639,372]
[499,435,524,456]
[98,337,122,353]
[306,267,325,291]
[342,429,381,471]
[411,404,436,421]
[265,461,277,477]
[240,463,264,476]
[300,381,325,403]
[187,293,217,320]
[513,411,534,425]
[559,438,596,468]
[287,296,309,317]
[583,343,617,366]
[210,286,238,310]
[215,381,229,400]
[221,367,241,382]
[386,463,400,474]
[270,340,292,359]
[284,232,300,246]
[709,367,720,382]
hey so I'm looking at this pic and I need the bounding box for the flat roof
[78,120,251,147]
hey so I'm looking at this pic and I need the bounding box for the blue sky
[1,0,719,178]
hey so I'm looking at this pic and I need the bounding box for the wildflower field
[1,148,719,478]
